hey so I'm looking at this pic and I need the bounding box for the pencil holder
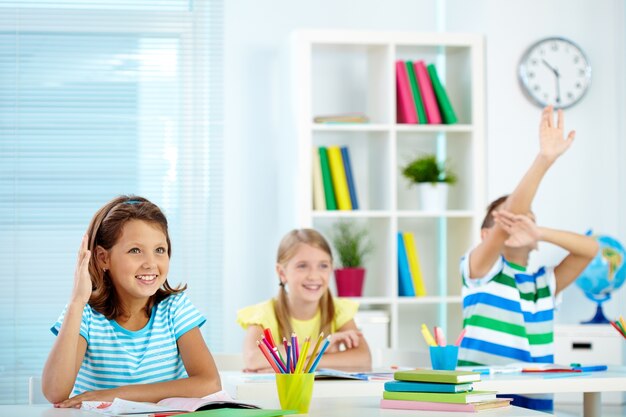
[429,345,459,370]
[275,373,315,414]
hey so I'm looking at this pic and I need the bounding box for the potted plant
[401,154,457,211]
[331,220,374,297]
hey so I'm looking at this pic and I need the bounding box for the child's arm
[55,327,222,408]
[42,235,92,403]
[494,210,599,295]
[540,227,598,295]
[469,106,575,278]
[315,320,371,370]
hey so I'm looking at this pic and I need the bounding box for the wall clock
[518,37,591,109]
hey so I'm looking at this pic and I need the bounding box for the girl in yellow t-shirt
[237,228,371,372]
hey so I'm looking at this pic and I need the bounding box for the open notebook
[81,390,265,415]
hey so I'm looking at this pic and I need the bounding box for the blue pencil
[286,343,291,374]
[308,336,331,373]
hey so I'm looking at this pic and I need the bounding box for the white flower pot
[417,183,449,211]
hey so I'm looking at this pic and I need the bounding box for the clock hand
[542,59,562,104]
[542,59,560,77]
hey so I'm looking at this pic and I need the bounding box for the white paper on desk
[81,398,175,415]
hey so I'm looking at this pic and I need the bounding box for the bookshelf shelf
[292,30,485,349]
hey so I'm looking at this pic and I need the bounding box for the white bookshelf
[291,30,485,349]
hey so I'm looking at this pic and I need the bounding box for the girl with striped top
[43,196,221,408]
[459,107,598,411]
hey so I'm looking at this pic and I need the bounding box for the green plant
[331,221,374,269]
[401,154,457,185]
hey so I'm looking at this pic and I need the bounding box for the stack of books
[380,369,511,412]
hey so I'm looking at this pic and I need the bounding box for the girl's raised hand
[327,329,362,352]
[539,106,575,162]
[71,234,93,305]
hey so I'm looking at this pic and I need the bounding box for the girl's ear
[275,263,287,286]
[95,245,110,270]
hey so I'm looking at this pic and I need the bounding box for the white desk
[222,367,626,417]
[0,398,550,417]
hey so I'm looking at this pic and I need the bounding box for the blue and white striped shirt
[52,292,205,396]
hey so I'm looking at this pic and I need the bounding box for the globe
[575,232,626,324]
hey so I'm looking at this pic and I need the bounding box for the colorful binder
[414,61,442,124]
[395,60,418,124]
[403,232,426,296]
[326,146,352,210]
[340,146,359,210]
[318,147,337,210]
[312,147,326,210]
[427,63,458,124]
[405,61,427,124]
[397,232,415,296]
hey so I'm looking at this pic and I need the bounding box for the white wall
[222,0,625,351]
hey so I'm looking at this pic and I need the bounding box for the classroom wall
[222,0,626,352]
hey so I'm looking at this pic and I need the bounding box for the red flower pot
[335,267,366,297]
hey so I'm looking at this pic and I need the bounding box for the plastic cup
[429,345,459,370]
[275,373,315,414]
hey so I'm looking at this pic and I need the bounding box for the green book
[318,146,337,210]
[394,369,480,384]
[383,390,497,404]
[427,63,458,124]
[405,61,427,124]
[187,409,297,417]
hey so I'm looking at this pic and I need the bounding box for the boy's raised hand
[72,234,93,305]
[493,210,540,250]
[539,106,575,162]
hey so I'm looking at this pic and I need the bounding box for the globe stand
[581,301,610,324]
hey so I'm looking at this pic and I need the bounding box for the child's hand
[54,389,113,408]
[539,106,575,162]
[71,234,92,305]
[493,210,540,250]
[327,329,363,352]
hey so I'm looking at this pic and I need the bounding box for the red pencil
[263,327,277,348]
[257,341,281,373]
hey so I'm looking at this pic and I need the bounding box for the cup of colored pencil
[421,324,463,371]
[257,329,330,413]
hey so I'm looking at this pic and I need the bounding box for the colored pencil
[421,324,437,346]
[295,337,310,374]
[308,336,331,373]
[305,332,324,373]
[454,328,467,346]
[257,341,281,373]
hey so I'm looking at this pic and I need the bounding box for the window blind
[0,0,223,404]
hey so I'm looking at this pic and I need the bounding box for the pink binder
[395,60,418,124]
[414,61,442,124]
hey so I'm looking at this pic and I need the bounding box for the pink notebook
[414,61,442,124]
[395,60,418,124]
[380,398,512,412]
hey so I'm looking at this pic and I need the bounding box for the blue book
[384,380,474,393]
[397,232,415,296]
[340,146,359,210]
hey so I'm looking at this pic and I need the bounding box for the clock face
[518,37,591,109]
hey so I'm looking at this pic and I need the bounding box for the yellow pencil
[295,336,310,374]
[421,324,437,347]
[305,332,324,373]
[619,315,626,333]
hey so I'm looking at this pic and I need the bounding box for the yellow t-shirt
[236,298,358,341]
